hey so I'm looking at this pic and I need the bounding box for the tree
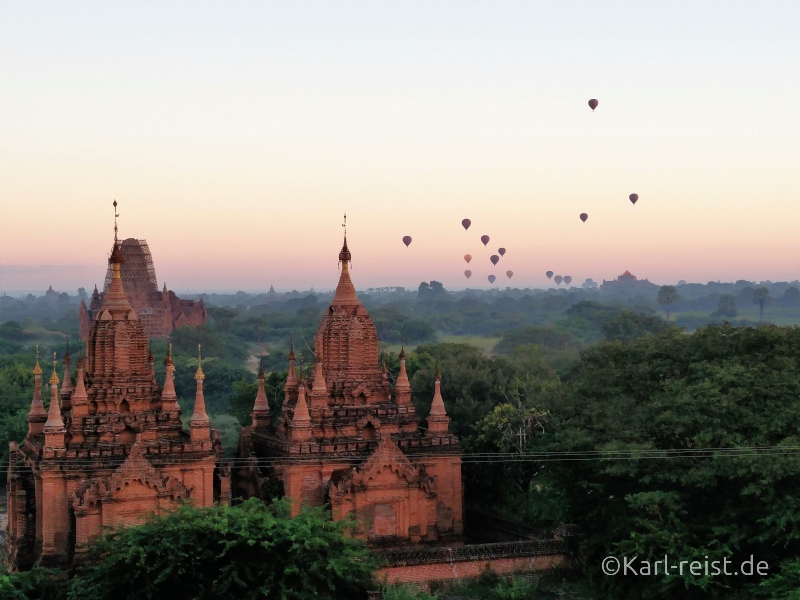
[406,343,518,441]
[782,286,800,308]
[417,281,446,301]
[656,285,679,321]
[67,498,377,600]
[752,286,771,322]
[0,568,67,600]
[532,325,800,599]
[713,293,737,318]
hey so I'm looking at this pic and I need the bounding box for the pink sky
[2,3,799,293]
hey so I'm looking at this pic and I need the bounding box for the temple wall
[419,454,463,535]
[376,553,568,589]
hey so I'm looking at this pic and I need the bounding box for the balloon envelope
[588,99,598,111]
[564,276,572,285]
[580,213,588,222]
[480,235,490,246]
[464,269,472,279]
[462,218,471,230]
[464,254,472,264]
[402,235,412,247]
[498,247,506,256]
[488,275,496,284]
[629,193,638,205]
[506,270,513,278]
[490,255,500,266]
[554,275,563,285]
[546,271,553,279]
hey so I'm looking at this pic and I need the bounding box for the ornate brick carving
[6,227,227,571]
[237,235,464,546]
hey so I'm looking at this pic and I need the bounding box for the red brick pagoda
[237,231,463,544]
[5,205,229,571]
[79,237,207,340]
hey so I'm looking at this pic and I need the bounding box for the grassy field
[384,334,502,356]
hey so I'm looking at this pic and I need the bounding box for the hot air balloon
[629,193,638,205]
[506,270,513,279]
[488,275,496,284]
[464,254,472,264]
[564,276,572,285]
[588,99,598,111]
[554,275,563,285]
[498,248,506,256]
[580,213,588,222]
[546,271,553,279]
[402,236,412,247]
[481,235,490,246]
[462,218,471,230]
[490,255,500,266]
[464,270,472,279]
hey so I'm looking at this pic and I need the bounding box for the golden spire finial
[113,200,119,244]
[338,214,351,265]
[50,351,60,385]
[33,345,42,375]
[164,338,173,365]
[108,200,125,267]
[195,344,205,380]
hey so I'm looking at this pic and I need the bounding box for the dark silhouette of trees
[753,286,771,322]
[657,285,679,321]
[713,294,737,318]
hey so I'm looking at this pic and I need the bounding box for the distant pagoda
[80,238,206,339]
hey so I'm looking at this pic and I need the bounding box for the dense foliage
[521,325,800,599]
[2,282,800,598]
[1,499,376,600]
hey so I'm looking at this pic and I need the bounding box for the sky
[1,1,799,294]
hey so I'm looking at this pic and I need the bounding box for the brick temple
[5,215,229,571]
[80,237,207,340]
[237,233,464,544]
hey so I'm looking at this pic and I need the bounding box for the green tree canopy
[66,498,377,600]
[533,325,800,599]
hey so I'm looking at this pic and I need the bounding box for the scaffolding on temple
[103,238,159,296]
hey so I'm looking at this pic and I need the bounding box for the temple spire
[190,345,210,440]
[252,355,270,427]
[311,349,327,396]
[290,381,311,440]
[427,364,450,434]
[395,343,412,397]
[161,340,179,413]
[331,217,360,307]
[191,345,208,416]
[70,348,89,418]
[101,200,133,314]
[45,353,66,442]
[28,345,47,435]
[60,335,73,399]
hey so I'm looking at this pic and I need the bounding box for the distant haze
[2,2,799,292]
